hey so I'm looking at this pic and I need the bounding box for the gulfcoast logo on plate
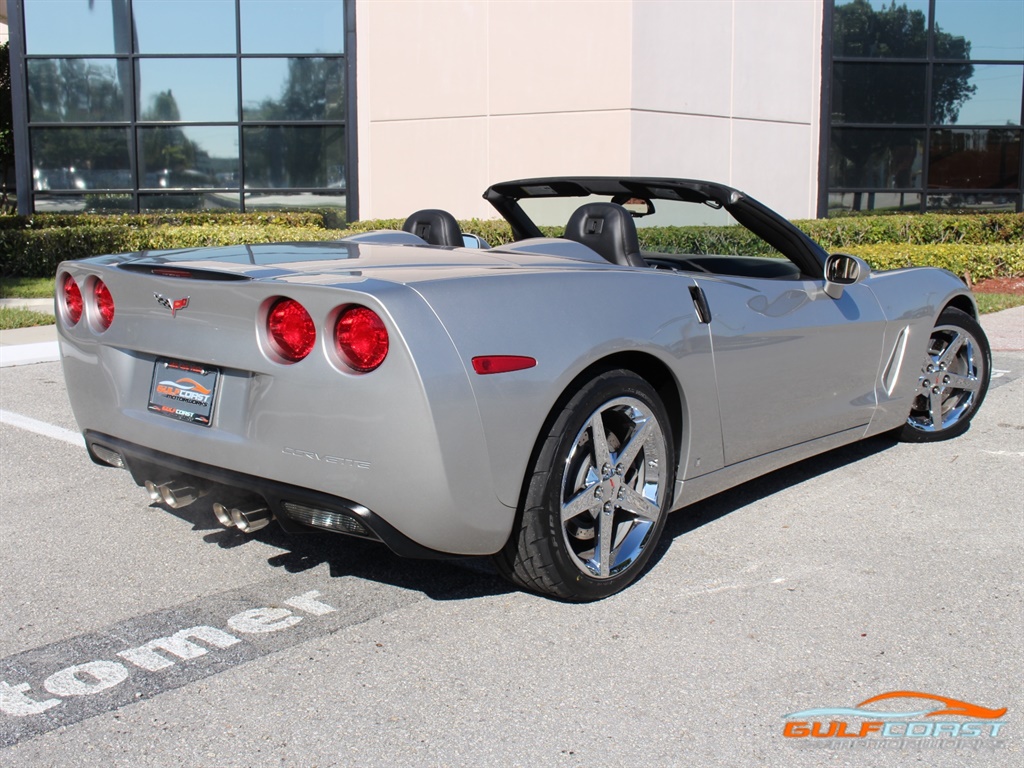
[783,691,1007,741]
[155,378,212,404]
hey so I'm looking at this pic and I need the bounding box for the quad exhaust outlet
[144,479,209,509]
[144,477,271,533]
[213,501,272,533]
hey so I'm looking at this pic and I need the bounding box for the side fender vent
[881,325,910,397]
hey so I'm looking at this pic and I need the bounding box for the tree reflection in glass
[28,59,129,122]
[243,58,345,122]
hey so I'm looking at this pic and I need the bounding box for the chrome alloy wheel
[907,322,984,433]
[559,396,669,579]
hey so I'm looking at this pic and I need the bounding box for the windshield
[518,194,782,258]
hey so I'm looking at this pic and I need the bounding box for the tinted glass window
[832,0,929,58]
[828,191,922,214]
[832,63,927,123]
[929,129,1021,188]
[34,194,133,213]
[138,126,239,189]
[31,127,132,190]
[133,0,238,54]
[242,58,345,121]
[245,193,346,211]
[927,192,1019,211]
[28,59,130,123]
[243,126,345,188]
[933,64,1024,125]
[140,193,241,211]
[827,0,1023,213]
[933,0,1024,61]
[137,59,239,123]
[240,0,345,54]
[24,0,131,55]
[19,0,351,216]
[829,128,924,188]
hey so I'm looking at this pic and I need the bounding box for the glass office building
[8,0,355,215]
[5,1,1023,218]
[824,0,1023,213]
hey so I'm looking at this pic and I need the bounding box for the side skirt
[671,425,870,511]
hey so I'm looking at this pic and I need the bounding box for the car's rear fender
[413,269,722,510]
[56,260,512,555]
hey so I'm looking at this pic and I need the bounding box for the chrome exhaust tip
[144,480,166,503]
[212,501,272,533]
[212,502,234,528]
[157,480,208,509]
[230,504,272,533]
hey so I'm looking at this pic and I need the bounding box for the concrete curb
[0,324,58,368]
[0,341,61,367]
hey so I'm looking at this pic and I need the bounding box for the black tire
[494,370,676,601]
[899,307,991,443]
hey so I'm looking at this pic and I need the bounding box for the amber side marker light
[267,298,316,362]
[61,273,83,325]
[472,356,537,375]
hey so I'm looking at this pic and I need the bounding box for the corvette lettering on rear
[282,446,371,470]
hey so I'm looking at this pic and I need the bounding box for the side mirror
[823,253,870,300]
[461,233,491,249]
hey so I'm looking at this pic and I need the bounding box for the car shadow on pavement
[263,532,512,601]
[649,432,900,569]
[157,433,898,603]
[172,504,515,602]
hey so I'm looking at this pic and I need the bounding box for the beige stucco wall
[356,0,823,221]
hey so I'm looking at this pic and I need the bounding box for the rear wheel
[899,307,991,442]
[495,370,675,601]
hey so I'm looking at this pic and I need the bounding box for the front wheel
[494,370,676,601]
[899,307,991,442]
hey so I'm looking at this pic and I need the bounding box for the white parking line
[982,450,1024,458]
[0,410,84,447]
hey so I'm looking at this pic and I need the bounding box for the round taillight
[335,306,389,372]
[61,273,83,325]
[93,279,115,330]
[267,298,316,362]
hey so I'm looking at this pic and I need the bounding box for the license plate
[148,358,219,426]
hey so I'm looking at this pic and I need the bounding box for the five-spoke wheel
[495,370,675,601]
[900,307,991,442]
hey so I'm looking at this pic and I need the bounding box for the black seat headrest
[563,202,646,267]
[402,209,462,247]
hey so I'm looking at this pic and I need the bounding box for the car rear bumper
[85,431,460,560]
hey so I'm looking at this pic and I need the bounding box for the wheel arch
[941,292,978,319]
[533,351,687,485]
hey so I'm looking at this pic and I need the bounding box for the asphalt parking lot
[1,342,1021,766]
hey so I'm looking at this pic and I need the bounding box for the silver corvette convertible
[56,177,991,600]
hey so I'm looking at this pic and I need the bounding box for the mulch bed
[972,276,1024,295]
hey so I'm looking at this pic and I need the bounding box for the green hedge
[0,224,339,277]
[797,213,1024,248]
[2,210,1022,279]
[0,210,329,231]
[841,243,1024,282]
